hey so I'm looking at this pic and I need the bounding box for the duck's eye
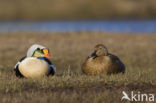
[37,48,40,50]
[36,48,43,53]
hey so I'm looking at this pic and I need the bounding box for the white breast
[19,57,50,78]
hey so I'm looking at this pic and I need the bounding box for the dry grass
[0,32,156,103]
[0,0,156,20]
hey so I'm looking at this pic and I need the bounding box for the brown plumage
[82,44,125,75]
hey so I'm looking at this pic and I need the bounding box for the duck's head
[90,44,108,58]
[27,44,51,58]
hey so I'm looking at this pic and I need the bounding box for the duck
[14,44,56,78]
[81,44,125,75]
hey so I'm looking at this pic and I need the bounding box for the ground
[0,32,155,103]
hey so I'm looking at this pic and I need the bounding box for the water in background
[0,20,156,33]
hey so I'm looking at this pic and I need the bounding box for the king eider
[81,44,125,75]
[14,44,56,78]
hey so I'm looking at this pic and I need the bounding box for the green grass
[0,32,156,103]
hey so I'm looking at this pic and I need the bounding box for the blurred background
[0,0,156,33]
[0,1,156,103]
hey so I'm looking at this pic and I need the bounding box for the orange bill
[43,49,51,58]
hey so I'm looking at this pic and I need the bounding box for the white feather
[27,44,45,57]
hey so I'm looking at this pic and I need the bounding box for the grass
[0,0,156,20]
[0,32,156,103]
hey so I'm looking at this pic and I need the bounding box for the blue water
[0,20,156,33]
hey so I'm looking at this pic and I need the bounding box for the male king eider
[14,44,56,78]
[81,44,125,75]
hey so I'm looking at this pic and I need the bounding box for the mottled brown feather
[82,44,125,75]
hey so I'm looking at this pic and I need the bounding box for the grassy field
[0,0,156,20]
[0,32,155,103]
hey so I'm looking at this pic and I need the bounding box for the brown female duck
[82,44,125,75]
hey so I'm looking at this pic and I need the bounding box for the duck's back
[19,57,50,78]
[82,55,125,75]
[106,54,125,74]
